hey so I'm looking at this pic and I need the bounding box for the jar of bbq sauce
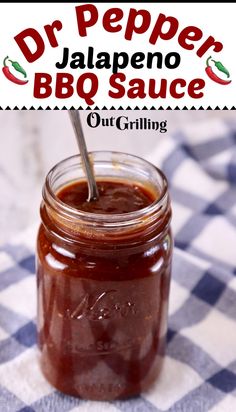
[36,152,173,401]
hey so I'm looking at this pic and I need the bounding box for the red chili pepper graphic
[205,56,231,85]
[2,56,28,85]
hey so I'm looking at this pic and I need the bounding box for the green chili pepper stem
[3,56,9,67]
[206,56,212,67]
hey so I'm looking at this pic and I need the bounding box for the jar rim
[43,151,169,227]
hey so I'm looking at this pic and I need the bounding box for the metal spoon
[69,110,99,201]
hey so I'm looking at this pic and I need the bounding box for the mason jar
[36,151,173,401]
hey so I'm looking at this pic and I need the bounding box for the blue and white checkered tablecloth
[0,116,236,412]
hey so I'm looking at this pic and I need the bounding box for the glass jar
[36,151,173,401]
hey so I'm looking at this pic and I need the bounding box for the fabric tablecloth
[0,116,236,412]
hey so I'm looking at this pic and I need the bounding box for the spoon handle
[69,110,99,201]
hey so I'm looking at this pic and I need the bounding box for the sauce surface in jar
[58,179,154,214]
[37,154,172,401]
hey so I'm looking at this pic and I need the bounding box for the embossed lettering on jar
[36,152,173,401]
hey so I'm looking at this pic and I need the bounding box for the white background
[0,2,235,108]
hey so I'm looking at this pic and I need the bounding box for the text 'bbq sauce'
[36,152,173,401]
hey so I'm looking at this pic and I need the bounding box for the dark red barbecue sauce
[58,180,153,214]
[37,179,172,400]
